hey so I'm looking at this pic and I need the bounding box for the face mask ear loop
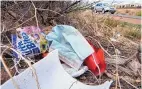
[92,54,101,76]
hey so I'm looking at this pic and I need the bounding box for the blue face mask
[46,25,94,70]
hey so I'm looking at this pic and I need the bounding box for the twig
[7,16,35,32]
[1,45,41,89]
[87,70,100,84]
[105,71,139,89]
[88,36,112,57]
[37,8,65,17]
[24,59,41,89]
[11,5,32,27]
[118,75,122,89]
[0,55,20,89]
[4,33,13,46]
[31,1,39,28]
[120,77,139,89]
[1,24,5,33]
[107,38,121,89]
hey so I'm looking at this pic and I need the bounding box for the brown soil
[116,8,141,16]
[111,16,141,25]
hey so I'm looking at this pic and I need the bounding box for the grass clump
[136,11,141,16]
[120,22,141,29]
[104,18,119,28]
[124,29,141,39]
[119,22,141,40]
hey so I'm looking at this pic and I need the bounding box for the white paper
[1,50,112,89]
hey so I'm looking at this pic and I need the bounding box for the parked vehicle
[93,3,116,14]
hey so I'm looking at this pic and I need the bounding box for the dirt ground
[116,8,141,16]
[114,8,141,24]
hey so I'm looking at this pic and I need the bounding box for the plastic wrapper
[11,26,48,58]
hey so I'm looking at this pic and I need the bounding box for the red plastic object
[84,41,106,75]
[42,52,48,58]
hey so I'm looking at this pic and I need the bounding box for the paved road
[96,13,141,24]
[112,14,141,20]
[111,14,141,25]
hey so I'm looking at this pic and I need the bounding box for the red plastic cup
[84,41,106,75]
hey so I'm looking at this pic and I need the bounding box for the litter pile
[1,25,113,89]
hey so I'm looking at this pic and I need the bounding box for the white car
[93,3,116,14]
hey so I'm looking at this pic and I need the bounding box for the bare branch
[0,55,20,89]
[31,1,39,27]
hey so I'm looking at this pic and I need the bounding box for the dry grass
[136,11,141,16]
[67,10,141,89]
[121,27,141,40]
[116,8,141,16]
[68,10,141,41]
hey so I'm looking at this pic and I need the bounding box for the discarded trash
[11,26,48,58]
[46,25,94,69]
[62,63,88,77]
[11,34,19,60]
[9,25,106,87]
[1,50,112,89]
[71,66,88,77]
[84,41,106,75]
[40,34,48,53]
